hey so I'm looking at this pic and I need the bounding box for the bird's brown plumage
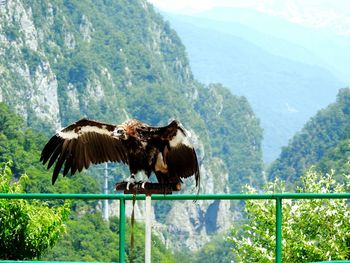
[40,118,200,188]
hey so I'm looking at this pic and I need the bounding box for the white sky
[147,0,350,15]
[148,0,350,34]
[148,0,259,14]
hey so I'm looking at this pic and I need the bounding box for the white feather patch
[58,125,111,140]
[169,129,192,148]
[155,153,168,173]
[58,130,79,139]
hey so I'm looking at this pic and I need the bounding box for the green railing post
[275,197,282,263]
[119,196,126,263]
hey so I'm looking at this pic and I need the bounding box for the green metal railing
[1,192,350,263]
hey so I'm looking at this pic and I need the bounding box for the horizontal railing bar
[0,192,350,200]
[1,193,350,263]
[149,193,350,200]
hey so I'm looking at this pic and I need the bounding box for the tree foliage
[192,234,232,263]
[230,170,350,262]
[0,103,48,176]
[0,161,70,260]
[315,139,350,185]
[43,212,177,263]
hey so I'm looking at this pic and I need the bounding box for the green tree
[315,139,350,185]
[43,212,177,263]
[230,170,350,262]
[193,234,232,263]
[0,102,48,177]
[0,161,70,260]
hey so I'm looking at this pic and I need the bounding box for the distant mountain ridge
[164,13,325,69]
[162,10,346,162]
[195,7,350,82]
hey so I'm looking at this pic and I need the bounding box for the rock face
[156,158,235,251]
[0,0,262,251]
[0,0,60,129]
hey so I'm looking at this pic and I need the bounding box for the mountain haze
[162,11,345,161]
[196,7,350,83]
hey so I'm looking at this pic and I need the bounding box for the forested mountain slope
[269,88,350,184]
[0,0,263,251]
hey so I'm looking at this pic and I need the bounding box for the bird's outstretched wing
[40,118,128,184]
[138,120,200,187]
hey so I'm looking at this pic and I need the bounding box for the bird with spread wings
[40,118,200,190]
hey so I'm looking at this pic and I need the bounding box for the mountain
[195,7,350,83]
[161,11,345,162]
[0,0,263,252]
[269,88,350,184]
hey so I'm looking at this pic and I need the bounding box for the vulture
[40,118,200,189]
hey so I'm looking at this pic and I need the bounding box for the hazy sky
[148,0,269,14]
[148,0,350,35]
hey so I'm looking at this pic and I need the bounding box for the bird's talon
[126,175,136,190]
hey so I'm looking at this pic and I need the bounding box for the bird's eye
[116,128,124,134]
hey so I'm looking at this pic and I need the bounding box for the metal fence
[1,192,350,263]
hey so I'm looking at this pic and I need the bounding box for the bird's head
[113,127,128,140]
